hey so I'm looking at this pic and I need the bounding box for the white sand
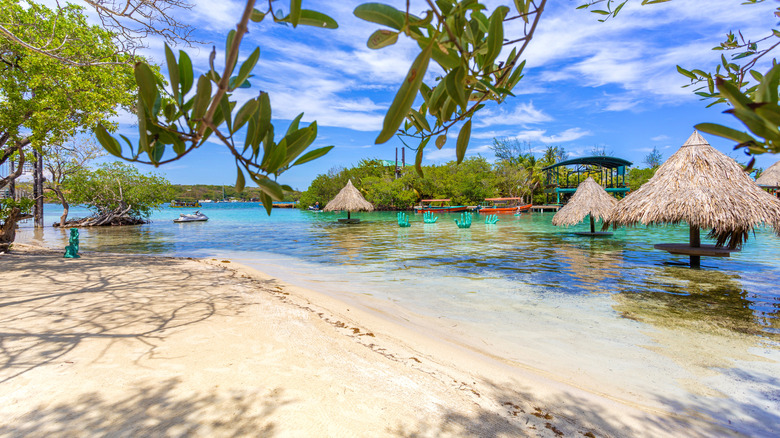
[0,244,742,437]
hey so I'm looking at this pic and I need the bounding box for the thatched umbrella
[604,131,780,267]
[756,160,780,190]
[552,177,617,236]
[323,179,374,223]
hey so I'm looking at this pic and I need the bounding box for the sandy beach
[0,243,744,437]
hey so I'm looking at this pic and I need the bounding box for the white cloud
[474,102,552,128]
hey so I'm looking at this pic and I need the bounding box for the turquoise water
[13,203,780,434]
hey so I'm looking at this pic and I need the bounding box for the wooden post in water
[689,225,700,268]
[590,215,595,234]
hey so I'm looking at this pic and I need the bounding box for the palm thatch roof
[756,160,780,188]
[552,177,618,226]
[603,131,780,249]
[323,180,374,212]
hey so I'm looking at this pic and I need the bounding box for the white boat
[173,211,208,223]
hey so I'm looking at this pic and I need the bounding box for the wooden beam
[654,243,737,257]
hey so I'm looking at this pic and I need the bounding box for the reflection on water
[15,204,780,342]
[614,266,779,340]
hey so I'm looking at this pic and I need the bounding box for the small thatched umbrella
[552,177,617,236]
[604,131,780,267]
[756,160,780,191]
[323,179,374,223]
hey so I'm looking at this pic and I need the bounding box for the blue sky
[98,0,780,190]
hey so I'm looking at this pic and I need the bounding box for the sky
[50,0,780,190]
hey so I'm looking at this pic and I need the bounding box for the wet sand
[0,244,741,437]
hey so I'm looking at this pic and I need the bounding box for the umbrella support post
[590,216,595,234]
[689,225,700,268]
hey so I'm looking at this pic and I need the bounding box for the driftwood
[54,205,147,227]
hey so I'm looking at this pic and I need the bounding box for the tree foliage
[643,146,663,168]
[299,152,561,210]
[0,1,138,238]
[43,138,106,226]
[62,162,175,225]
[0,1,136,149]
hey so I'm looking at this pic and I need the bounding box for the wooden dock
[531,205,561,212]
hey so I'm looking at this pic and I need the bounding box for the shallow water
[13,203,780,434]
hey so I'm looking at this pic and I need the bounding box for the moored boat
[170,200,201,208]
[479,197,532,214]
[414,199,468,213]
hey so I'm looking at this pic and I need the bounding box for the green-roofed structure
[542,156,632,204]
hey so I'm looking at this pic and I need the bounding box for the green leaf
[732,108,780,141]
[191,75,212,120]
[456,119,471,164]
[484,6,508,69]
[445,66,467,110]
[134,62,158,111]
[235,164,246,192]
[151,142,165,164]
[259,191,273,216]
[95,124,122,157]
[282,123,317,165]
[256,176,284,200]
[287,113,304,136]
[354,3,406,30]
[220,94,232,132]
[256,92,272,144]
[164,44,180,104]
[234,47,260,91]
[265,141,288,174]
[297,9,338,28]
[513,0,528,23]
[137,95,149,153]
[178,51,194,97]
[716,77,754,109]
[676,65,697,80]
[290,0,302,27]
[431,44,459,69]
[233,99,259,133]
[755,104,780,127]
[250,9,265,22]
[410,108,430,132]
[225,30,237,75]
[694,123,757,143]
[414,142,425,177]
[367,29,399,49]
[376,41,433,144]
[756,64,780,104]
[293,145,334,166]
[172,136,186,156]
[435,134,446,149]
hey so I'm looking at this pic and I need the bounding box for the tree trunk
[45,187,69,227]
[0,207,21,252]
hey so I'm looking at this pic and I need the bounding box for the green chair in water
[423,212,438,223]
[454,212,472,229]
[64,228,80,258]
[397,212,411,227]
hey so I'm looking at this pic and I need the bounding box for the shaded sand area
[0,244,743,437]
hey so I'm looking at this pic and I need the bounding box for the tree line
[299,141,663,210]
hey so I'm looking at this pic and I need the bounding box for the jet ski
[173,210,208,223]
